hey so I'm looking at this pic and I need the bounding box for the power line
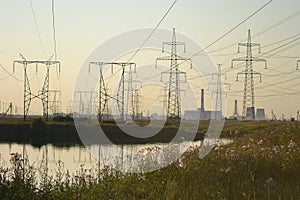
[0,63,23,82]
[188,0,273,60]
[51,0,61,94]
[29,0,47,58]
[263,32,300,49]
[51,0,57,61]
[0,75,9,81]
[206,6,300,59]
[0,63,23,96]
[126,0,178,63]
[253,9,300,38]
[104,0,178,81]
[261,36,300,56]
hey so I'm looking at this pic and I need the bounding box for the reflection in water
[0,139,231,176]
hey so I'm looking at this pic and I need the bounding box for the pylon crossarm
[177,56,193,68]
[232,57,248,62]
[251,57,267,69]
[163,42,186,53]
[236,71,262,82]
[238,42,260,48]
[163,41,185,46]
[225,83,231,90]
[156,56,192,68]
[236,71,245,81]
[231,58,245,68]
[88,62,103,73]
[252,72,262,82]
[156,56,172,63]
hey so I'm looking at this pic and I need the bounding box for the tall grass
[0,121,300,199]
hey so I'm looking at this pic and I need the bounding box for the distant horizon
[1,0,300,118]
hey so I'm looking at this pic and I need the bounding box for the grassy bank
[0,118,207,146]
[0,121,300,199]
[0,117,281,147]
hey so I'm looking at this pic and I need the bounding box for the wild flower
[264,177,276,187]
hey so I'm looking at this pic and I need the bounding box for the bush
[52,115,74,122]
[30,118,46,129]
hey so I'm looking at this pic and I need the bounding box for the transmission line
[29,0,47,58]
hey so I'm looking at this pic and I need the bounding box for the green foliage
[52,115,74,123]
[0,121,300,199]
[30,118,47,131]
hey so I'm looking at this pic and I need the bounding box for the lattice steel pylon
[89,62,109,120]
[126,64,135,118]
[74,90,98,116]
[47,90,61,115]
[13,55,60,120]
[89,62,136,120]
[156,28,191,119]
[134,89,142,119]
[125,65,141,119]
[297,60,300,70]
[212,64,230,119]
[231,30,267,120]
[1,103,13,117]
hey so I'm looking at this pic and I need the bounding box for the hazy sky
[1,0,300,118]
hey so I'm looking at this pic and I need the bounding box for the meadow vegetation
[0,121,299,199]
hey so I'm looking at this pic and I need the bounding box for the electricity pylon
[1,103,13,117]
[13,54,61,120]
[158,83,168,119]
[67,101,74,114]
[89,62,136,120]
[212,64,230,119]
[156,28,192,119]
[89,62,110,120]
[74,90,98,117]
[297,60,300,70]
[47,90,61,115]
[231,30,267,120]
[271,110,277,121]
[134,89,142,119]
[125,64,141,118]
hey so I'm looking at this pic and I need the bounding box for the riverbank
[0,120,299,199]
[0,118,206,147]
[0,118,284,147]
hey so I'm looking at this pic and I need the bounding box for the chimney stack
[234,100,238,116]
[201,89,204,111]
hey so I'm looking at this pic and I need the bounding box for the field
[0,120,300,199]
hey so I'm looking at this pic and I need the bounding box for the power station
[184,89,222,120]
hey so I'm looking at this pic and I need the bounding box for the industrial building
[184,89,222,120]
[256,108,266,120]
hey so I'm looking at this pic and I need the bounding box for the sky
[1,0,300,119]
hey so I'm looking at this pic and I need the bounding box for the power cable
[104,0,178,81]
[186,0,273,61]
[51,0,57,61]
[0,63,23,82]
[126,0,178,63]
[206,8,300,55]
[29,0,47,58]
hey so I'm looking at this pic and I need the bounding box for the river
[0,139,231,176]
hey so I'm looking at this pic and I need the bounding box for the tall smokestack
[201,89,204,111]
[234,100,238,116]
